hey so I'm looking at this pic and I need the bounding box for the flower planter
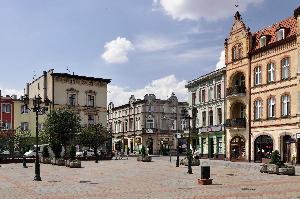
[260,164,268,173]
[141,156,152,162]
[69,160,81,168]
[278,166,295,176]
[57,158,65,166]
[267,164,279,174]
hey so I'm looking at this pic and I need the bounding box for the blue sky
[0,0,299,105]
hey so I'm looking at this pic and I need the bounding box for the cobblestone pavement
[0,157,300,199]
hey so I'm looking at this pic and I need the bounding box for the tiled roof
[252,16,297,51]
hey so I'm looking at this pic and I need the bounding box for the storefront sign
[296,133,300,139]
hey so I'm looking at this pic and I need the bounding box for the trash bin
[201,166,210,179]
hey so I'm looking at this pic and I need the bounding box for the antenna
[66,66,71,73]
[33,71,37,80]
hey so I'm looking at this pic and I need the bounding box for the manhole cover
[241,187,256,191]
[79,180,91,183]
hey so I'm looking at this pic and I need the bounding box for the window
[240,106,245,118]
[171,120,176,130]
[202,111,206,126]
[209,110,213,126]
[136,118,140,130]
[2,104,11,113]
[208,87,213,101]
[217,137,222,154]
[216,84,221,99]
[21,122,29,131]
[267,97,275,118]
[232,46,237,61]
[192,93,196,105]
[146,116,154,129]
[181,119,187,130]
[281,58,289,80]
[281,95,290,117]
[68,94,76,106]
[87,95,95,107]
[254,100,262,120]
[124,120,128,132]
[260,36,266,47]
[201,89,206,103]
[217,108,222,124]
[277,28,285,41]
[21,105,28,114]
[38,123,43,131]
[267,63,275,83]
[88,114,95,125]
[254,66,262,86]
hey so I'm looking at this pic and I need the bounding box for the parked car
[76,149,100,157]
[24,144,64,157]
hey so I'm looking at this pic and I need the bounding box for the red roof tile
[252,16,297,51]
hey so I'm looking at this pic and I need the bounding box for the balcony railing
[226,118,246,128]
[226,85,246,97]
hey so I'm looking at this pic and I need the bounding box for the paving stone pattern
[0,157,300,199]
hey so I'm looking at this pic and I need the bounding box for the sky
[0,0,299,106]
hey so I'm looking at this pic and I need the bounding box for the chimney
[26,83,30,96]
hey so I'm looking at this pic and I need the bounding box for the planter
[141,156,152,162]
[260,164,268,173]
[43,157,51,164]
[267,164,279,174]
[57,158,65,166]
[278,166,295,176]
[69,160,81,168]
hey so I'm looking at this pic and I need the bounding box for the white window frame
[282,95,290,116]
[267,63,275,83]
[268,97,275,118]
[260,36,266,47]
[146,116,154,129]
[87,95,95,107]
[255,100,262,120]
[277,28,285,41]
[68,93,77,106]
[254,66,262,86]
[21,122,29,131]
[281,58,289,80]
[2,103,11,113]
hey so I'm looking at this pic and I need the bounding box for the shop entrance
[230,136,246,161]
[297,138,300,164]
[209,138,214,158]
[282,135,291,163]
[254,135,273,162]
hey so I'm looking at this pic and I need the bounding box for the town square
[0,1,300,199]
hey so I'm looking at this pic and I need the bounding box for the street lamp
[176,130,181,167]
[23,94,50,181]
[181,107,197,174]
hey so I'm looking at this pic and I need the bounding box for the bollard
[198,166,213,185]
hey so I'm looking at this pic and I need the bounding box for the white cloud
[155,0,264,21]
[135,35,187,52]
[215,50,225,70]
[178,46,221,60]
[101,37,134,64]
[0,87,23,98]
[108,75,187,106]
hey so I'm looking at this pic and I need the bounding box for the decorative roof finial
[234,0,240,20]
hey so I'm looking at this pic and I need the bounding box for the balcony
[226,85,246,97]
[226,118,246,129]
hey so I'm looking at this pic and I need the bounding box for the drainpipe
[224,70,227,160]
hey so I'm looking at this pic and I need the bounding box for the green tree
[44,109,81,159]
[69,145,76,160]
[14,128,32,155]
[42,145,50,158]
[78,123,108,163]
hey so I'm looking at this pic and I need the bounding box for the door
[282,135,291,163]
[130,142,133,153]
[297,139,300,164]
[209,138,214,158]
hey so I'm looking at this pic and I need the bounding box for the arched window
[254,66,262,86]
[281,58,290,80]
[267,97,275,118]
[267,62,275,83]
[232,46,237,61]
[209,110,213,126]
[254,99,262,120]
[281,94,290,117]
[146,115,155,129]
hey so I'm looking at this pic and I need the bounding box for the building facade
[224,7,300,163]
[18,69,111,134]
[186,68,226,159]
[0,91,15,130]
[108,93,188,155]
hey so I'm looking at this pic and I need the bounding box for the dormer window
[260,36,266,47]
[277,28,285,41]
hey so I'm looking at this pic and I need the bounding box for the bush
[50,140,62,159]
[141,145,146,157]
[270,150,284,167]
[42,146,50,158]
[69,145,76,160]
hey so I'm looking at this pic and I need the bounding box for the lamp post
[23,94,50,181]
[176,130,181,167]
[181,107,197,174]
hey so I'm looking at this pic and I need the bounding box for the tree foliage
[44,109,81,158]
[14,128,32,154]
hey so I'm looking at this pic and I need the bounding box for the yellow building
[225,7,300,164]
